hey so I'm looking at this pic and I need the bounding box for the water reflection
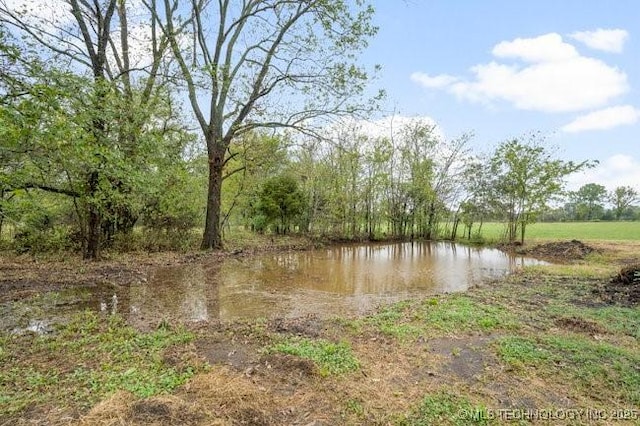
[125,241,546,323]
[1,242,547,332]
[127,265,221,329]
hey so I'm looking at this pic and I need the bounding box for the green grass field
[476,221,640,242]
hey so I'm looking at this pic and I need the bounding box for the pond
[4,242,547,332]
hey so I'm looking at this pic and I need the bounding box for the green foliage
[220,133,287,230]
[253,174,308,234]
[266,337,360,376]
[610,186,639,220]
[0,27,198,257]
[142,157,206,234]
[14,225,77,254]
[110,227,201,253]
[571,183,608,221]
[8,194,79,253]
[488,134,593,243]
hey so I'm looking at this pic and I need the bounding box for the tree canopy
[0,3,636,256]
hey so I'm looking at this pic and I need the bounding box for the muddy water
[4,242,546,332]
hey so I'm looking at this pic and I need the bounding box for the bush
[14,225,78,254]
[110,227,200,252]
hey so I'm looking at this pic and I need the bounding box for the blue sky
[362,0,640,190]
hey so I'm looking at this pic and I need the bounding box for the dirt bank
[500,239,598,262]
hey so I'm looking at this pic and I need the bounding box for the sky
[361,0,640,191]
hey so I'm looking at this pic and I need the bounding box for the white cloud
[493,33,578,63]
[410,72,458,88]
[570,29,629,53]
[413,32,629,113]
[562,105,640,133]
[566,154,640,192]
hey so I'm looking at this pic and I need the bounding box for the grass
[401,391,489,425]
[476,221,640,242]
[360,294,519,340]
[546,303,640,338]
[496,334,640,405]
[0,312,206,417]
[265,337,360,376]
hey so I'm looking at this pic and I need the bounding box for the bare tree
[145,0,379,249]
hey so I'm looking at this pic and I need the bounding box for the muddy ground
[1,240,639,425]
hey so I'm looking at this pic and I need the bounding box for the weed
[496,334,640,405]
[344,398,365,417]
[496,336,553,369]
[546,303,640,338]
[366,302,423,339]
[266,337,359,376]
[362,294,518,341]
[401,391,489,425]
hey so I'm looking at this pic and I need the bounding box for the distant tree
[572,183,607,221]
[254,175,307,234]
[460,157,493,239]
[609,186,639,220]
[489,134,591,243]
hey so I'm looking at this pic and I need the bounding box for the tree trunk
[85,171,101,259]
[201,147,224,250]
[0,189,4,239]
[450,217,459,240]
[426,200,436,240]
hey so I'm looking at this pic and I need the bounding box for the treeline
[221,120,472,241]
[0,29,627,255]
[221,126,606,245]
[2,80,632,255]
[542,184,639,222]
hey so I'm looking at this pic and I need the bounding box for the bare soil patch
[196,340,259,371]
[269,315,325,338]
[595,264,640,306]
[554,316,606,335]
[425,335,498,383]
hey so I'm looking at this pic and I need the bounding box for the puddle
[1,242,546,331]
